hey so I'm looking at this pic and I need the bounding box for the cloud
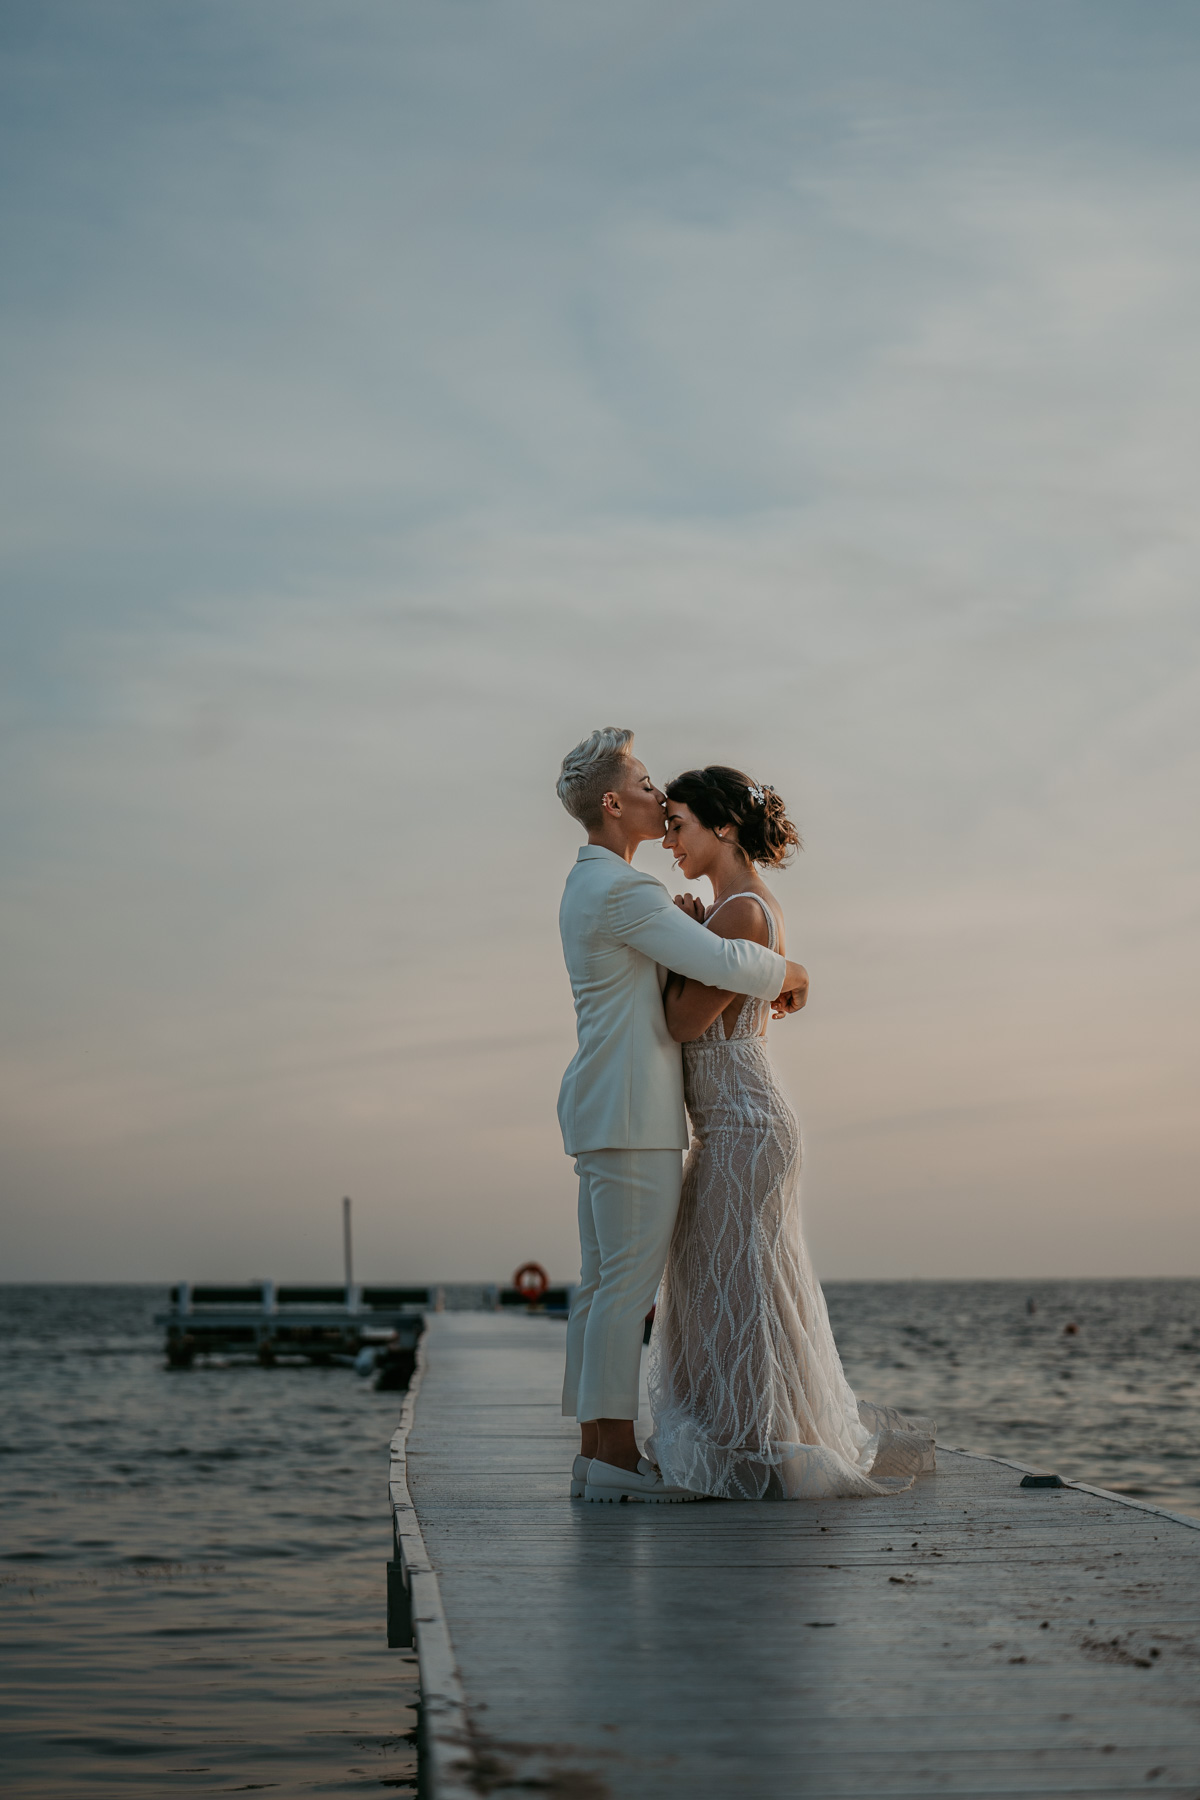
[1,1,1198,1278]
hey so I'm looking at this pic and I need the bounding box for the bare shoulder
[704,893,774,947]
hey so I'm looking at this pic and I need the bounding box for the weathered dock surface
[395,1312,1200,1799]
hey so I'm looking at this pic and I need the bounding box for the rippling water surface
[826,1278,1200,1519]
[0,1286,418,1797]
[3,1279,1200,1796]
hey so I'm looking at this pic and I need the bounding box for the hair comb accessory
[747,783,767,806]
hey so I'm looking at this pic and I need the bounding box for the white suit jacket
[557,844,786,1154]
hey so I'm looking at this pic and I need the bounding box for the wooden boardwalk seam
[396,1312,1200,1799]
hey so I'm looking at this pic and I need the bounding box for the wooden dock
[389,1312,1200,1799]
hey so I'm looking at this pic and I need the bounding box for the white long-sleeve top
[556,844,786,1153]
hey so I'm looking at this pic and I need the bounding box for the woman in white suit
[555,729,810,1503]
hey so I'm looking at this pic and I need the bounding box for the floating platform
[390,1312,1200,1799]
[156,1279,576,1367]
[157,1281,432,1366]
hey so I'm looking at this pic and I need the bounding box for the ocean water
[0,1286,419,1798]
[825,1278,1200,1519]
[3,1280,1200,1797]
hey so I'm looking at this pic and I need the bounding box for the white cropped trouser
[562,1148,683,1423]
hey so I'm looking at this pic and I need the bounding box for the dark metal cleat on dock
[1020,1470,1067,1487]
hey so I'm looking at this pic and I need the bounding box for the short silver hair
[556,727,635,829]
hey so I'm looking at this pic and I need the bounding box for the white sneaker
[584,1456,699,1504]
[570,1454,592,1499]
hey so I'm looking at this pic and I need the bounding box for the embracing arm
[663,895,808,1042]
[606,874,786,998]
[662,968,735,1043]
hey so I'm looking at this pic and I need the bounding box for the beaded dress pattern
[647,892,936,1499]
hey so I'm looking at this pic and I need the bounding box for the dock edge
[941,1444,1200,1531]
[388,1322,475,1800]
[386,1389,1199,1798]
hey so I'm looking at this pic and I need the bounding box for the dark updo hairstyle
[664,765,801,869]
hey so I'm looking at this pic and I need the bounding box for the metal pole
[342,1196,353,1290]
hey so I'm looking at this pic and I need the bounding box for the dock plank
[402,1313,1200,1798]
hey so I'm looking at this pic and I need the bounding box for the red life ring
[512,1261,550,1300]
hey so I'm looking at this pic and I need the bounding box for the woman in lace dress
[646,766,935,1500]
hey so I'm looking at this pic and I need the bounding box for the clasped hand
[672,891,808,1019]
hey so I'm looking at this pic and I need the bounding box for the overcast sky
[2,1,1199,1285]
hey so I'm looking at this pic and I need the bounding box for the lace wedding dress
[646,892,936,1500]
